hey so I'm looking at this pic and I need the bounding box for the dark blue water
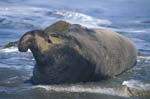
[0,0,150,99]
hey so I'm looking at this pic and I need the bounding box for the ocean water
[0,0,150,99]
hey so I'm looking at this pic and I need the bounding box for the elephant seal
[18,21,137,84]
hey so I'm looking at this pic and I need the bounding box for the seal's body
[18,21,137,84]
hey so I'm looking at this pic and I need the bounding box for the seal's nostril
[47,39,52,43]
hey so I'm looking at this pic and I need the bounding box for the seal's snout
[18,31,33,52]
[18,37,30,52]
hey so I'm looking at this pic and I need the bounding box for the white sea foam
[129,30,146,33]
[122,80,150,91]
[0,6,111,29]
[0,47,31,53]
[138,56,150,61]
[30,85,127,97]
[54,10,111,27]
[0,47,18,53]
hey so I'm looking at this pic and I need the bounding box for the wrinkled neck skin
[29,39,51,67]
[30,44,45,65]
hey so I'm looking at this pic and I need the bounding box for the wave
[122,80,150,91]
[0,6,111,29]
[114,28,149,34]
[138,56,150,61]
[128,30,147,33]
[141,20,150,24]
[0,80,149,98]
[0,63,33,71]
[27,80,150,97]
[0,47,18,53]
[0,47,34,71]
[137,56,150,64]
[30,85,127,97]
[0,47,31,53]
[128,20,150,24]
[52,10,111,27]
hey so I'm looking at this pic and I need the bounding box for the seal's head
[18,30,51,52]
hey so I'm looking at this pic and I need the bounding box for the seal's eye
[47,39,52,43]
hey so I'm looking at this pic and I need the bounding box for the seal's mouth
[18,45,28,52]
